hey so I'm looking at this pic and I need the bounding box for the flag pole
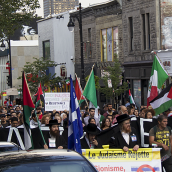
[35,110,46,145]
[75,73,88,106]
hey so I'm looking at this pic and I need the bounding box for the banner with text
[83,148,161,172]
[45,93,70,111]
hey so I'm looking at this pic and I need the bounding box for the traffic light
[7,76,10,86]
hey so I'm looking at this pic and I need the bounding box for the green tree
[18,57,61,93]
[0,0,40,38]
[99,58,128,101]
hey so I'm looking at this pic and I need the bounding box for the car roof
[0,149,85,166]
[0,142,17,147]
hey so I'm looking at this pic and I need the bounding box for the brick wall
[122,0,158,63]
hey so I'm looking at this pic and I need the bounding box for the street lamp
[67,3,85,89]
[67,18,75,32]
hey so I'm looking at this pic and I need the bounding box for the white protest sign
[45,92,70,111]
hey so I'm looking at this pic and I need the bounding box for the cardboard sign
[45,93,70,111]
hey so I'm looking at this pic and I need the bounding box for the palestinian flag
[23,72,35,150]
[150,83,172,115]
[129,89,135,105]
[34,83,44,105]
[75,74,85,105]
[147,55,168,106]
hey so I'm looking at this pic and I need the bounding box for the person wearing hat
[109,114,140,152]
[43,119,67,149]
[80,123,102,149]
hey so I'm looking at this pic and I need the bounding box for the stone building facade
[121,0,172,106]
[70,0,122,106]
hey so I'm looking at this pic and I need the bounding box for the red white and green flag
[22,72,35,150]
[147,55,168,106]
[129,89,135,105]
[75,75,85,105]
[150,83,172,115]
[66,79,70,86]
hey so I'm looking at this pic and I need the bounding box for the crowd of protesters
[0,98,172,172]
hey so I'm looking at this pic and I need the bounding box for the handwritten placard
[45,93,70,111]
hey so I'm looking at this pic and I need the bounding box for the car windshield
[0,146,20,152]
[0,160,96,172]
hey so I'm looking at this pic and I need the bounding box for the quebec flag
[68,75,83,154]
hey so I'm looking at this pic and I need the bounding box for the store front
[123,61,153,107]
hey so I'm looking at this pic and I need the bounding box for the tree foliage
[0,0,40,38]
[99,58,128,99]
[18,57,61,93]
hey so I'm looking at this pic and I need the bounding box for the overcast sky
[36,0,110,17]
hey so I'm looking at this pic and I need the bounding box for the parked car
[0,142,23,152]
[0,149,98,172]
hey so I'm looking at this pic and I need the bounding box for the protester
[128,105,135,117]
[134,109,139,117]
[83,112,89,118]
[41,115,50,126]
[109,114,140,151]
[30,112,41,128]
[18,114,23,127]
[118,105,128,115]
[101,118,111,130]
[103,103,114,117]
[54,114,62,124]
[88,117,96,125]
[112,111,119,124]
[145,110,154,119]
[139,108,146,118]
[11,112,17,117]
[107,115,113,125]
[0,114,9,128]
[149,115,172,172]
[125,99,130,107]
[84,108,100,127]
[80,123,102,149]
[43,119,67,149]
[6,117,18,128]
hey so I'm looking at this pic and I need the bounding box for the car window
[0,146,21,152]
[0,161,96,172]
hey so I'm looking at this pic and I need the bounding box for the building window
[129,17,133,51]
[142,13,150,50]
[85,28,92,58]
[43,40,50,59]
[101,27,119,62]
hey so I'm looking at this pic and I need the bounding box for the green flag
[83,70,97,108]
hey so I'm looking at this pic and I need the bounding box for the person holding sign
[43,119,67,149]
[109,114,140,151]
[80,123,102,149]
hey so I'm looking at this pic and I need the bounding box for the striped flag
[129,89,135,105]
[150,83,172,115]
[22,72,35,150]
[147,55,168,106]
[75,74,85,105]
[68,75,83,154]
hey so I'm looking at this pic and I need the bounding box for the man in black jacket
[80,123,102,149]
[43,119,67,149]
[109,114,140,151]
